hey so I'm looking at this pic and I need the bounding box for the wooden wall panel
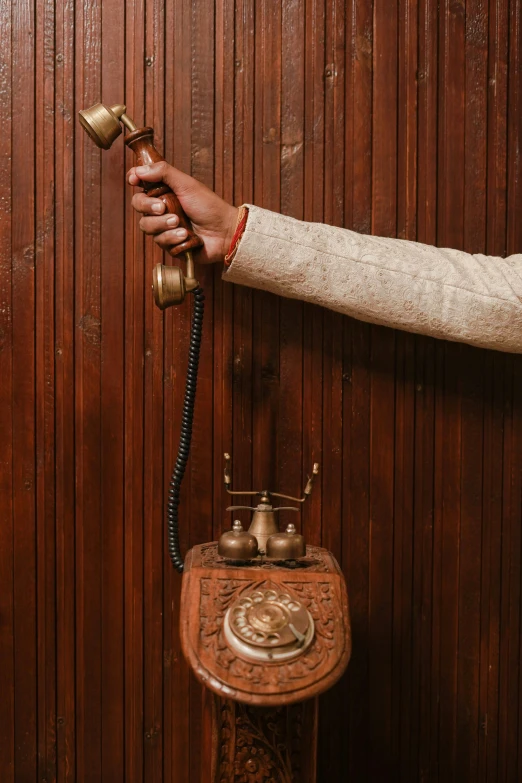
[1,1,522,781]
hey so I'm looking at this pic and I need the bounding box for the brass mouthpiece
[153,252,199,309]
[152,263,185,309]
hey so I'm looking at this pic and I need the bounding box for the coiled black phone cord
[166,287,205,573]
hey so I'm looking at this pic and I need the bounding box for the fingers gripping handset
[78,102,203,309]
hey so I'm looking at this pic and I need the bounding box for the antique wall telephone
[79,102,351,781]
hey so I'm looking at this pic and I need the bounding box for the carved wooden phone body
[181,510,351,780]
[181,543,351,706]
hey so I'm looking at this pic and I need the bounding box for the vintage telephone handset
[79,102,351,780]
[79,102,201,308]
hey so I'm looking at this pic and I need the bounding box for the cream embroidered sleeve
[223,204,522,354]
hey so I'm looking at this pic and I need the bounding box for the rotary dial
[223,588,314,662]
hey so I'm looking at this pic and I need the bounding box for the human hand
[127,161,239,264]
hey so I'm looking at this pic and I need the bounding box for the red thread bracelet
[225,207,249,266]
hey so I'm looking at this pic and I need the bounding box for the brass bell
[218,520,259,560]
[266,523,306,559]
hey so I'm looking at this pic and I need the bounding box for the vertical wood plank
[486,0,508,257]
[143,0,166,779]
[317,2,346,778]
[514,364,522,783]
[252,0,281,495]
[414,338,437,781]
[497,357,522,782]
[456,348,485,781]
[12,0,38,779]
[392,333,415,780]
[397,0,417,241]
[75,0,103,776]
[349,0,373,236]
[100,0,126,778]
[368,327,396,780]
[0,0,14,778]
[464,0,488,254]
[35,0,57,778]
[279,0,304,530]
[507,0,522,254]
[437,346,463,783]
[123,2,146,780]
[372,0,398,237]
[436,7,466,776]
[189,0,216,778]
[164,1,190,780]
[344,320,372,782]
[302,0,325,556]
[212,0,234,549]
[55,0,76,777]
[438,0,466,249]
[417,0,438,246]
[343,2,373,779]
[369,0,398,777]
[232,0,254,524]
[479,353,504,783]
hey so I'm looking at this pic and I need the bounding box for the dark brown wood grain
[36,1,57,781]
[123,4,147,780]
[0,0,14,778]
[55,1,76,779]
[2,1,522,781]
[144,4,166,778]
[101,2,126,778]
[76,0,103,775]
[12,1,37,781]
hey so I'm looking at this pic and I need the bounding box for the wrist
[221,206,240,262]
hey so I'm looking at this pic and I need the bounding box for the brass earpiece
[78,103,137,150]
[78,101,203,308]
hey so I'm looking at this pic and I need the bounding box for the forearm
[223,205,522,354]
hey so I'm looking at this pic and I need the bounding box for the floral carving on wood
[200,577,337,689]
[216,699,309,783]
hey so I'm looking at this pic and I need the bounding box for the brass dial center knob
[224,588,314,662]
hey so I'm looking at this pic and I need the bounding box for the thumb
[133,161,198,196]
